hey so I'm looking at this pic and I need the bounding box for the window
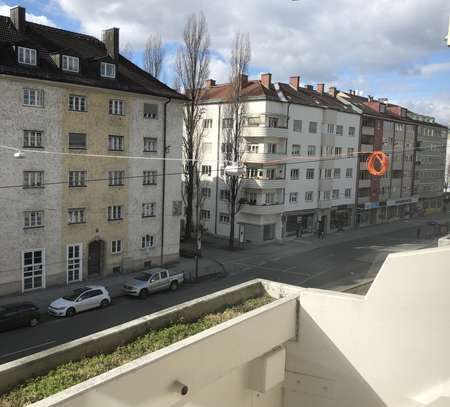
[68,208,86,224]
[62,55,79,73]
[268,117,279,128]
[293,120,302,132]
[143,137,157,152]
[23,88,44,107]
[219,213,230,223]
[142,234,154,249]
[309,121,318,133]
[336,125,343,135]
[289,192,298,203]
[172,201,182,216]
[220,189,230,201]
[332,189,340,200]
[307,145,316,156]
[68,133,87,149]
[347,147,354,157]
[322,191,331,201]
[246,191,257,205]
[69,171,87,187]
[143,170,157,185]
[292,144,301,155]
[267,143,277,154]
[222,118,234,128]
[306,168,315,179]
[18,47,37,65]
[348,126,356,137]
[24,210,44,228]
[203,119,213,128]
[111,240,122,254]
[305,191,313,202]
[324,168,332,179]
[101,62,116,78]
[200,210,210,220]
[379,104,386,113]
[22,249,44,291]
[327,124,335,134]
[108,135,124,151]
[201,165,212,176]
[68,95,87,112]
[247,144,259,153]
[67,244,82,283]
[345,188,351,198]
[335,147,342,156]
[265,192,275,204]
[108,205,123,221]
[346,168,353,178]
[333,168,341,178]
[23,171,44,188]
[23,130,42,148]
[221,143,233,154]
[201,187,211,198]
[109,99,125,115]
[144,103,158,119]
[247,117,260,126]
[109,170,124,186]
[202,142,212,154]
[291,168,299,180]
[142,202,155,217]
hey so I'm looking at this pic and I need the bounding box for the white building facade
[196,75,360,243]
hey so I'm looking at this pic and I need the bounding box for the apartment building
[408,111,448,213]
[0,6,184,295]
[339,92,418,225]
[196,74,360,242]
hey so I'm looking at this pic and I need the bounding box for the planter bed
[0,295,273,407]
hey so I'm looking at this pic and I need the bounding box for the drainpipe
[160,97,172,266]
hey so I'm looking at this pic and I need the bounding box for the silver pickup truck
[122,267,184,298]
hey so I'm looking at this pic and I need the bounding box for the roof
[0,15,184,100]
[278,82,357,114]
[199,80,280,103]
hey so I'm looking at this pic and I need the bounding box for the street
[0,214,446,364]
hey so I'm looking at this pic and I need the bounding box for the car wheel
[29,317,39,327]
[66,307,76,317]
[139,288,148,299]
[100,299,110,309]
[170,281,178,291]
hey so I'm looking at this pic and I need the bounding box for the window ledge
[23,146,44,149]
[24,226,44,230]
[142,215,156,218]
[69,147,87,151]
[69,185,88,188]
[108,219,124,222]
[23,186,45,189]
[68,222,87,225]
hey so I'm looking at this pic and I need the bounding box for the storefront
[330,205,353,231]
[284,211,315,236]
[385,196,419,222]
[356,202,379,227]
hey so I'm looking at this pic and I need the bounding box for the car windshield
[134,272,152,281]
[62,288,88,301]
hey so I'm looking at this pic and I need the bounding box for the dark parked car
[0,302,40,332]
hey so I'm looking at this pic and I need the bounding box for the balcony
[362,126,375,136]
[244,126,288,139]
[318,199,332,209]
[243,177,286,189]
[359,179,371,188]
[240,202,285,215]
[243,152,286,164]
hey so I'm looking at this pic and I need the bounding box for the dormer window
[18,47,37,65]
[379,104,386,113]
[101,62,116,79]
[62,55,79,73]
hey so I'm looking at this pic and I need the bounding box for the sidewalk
[0,255,224,312]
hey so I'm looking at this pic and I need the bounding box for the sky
[1,0,450,125]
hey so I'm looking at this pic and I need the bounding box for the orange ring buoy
[367,151,389,176]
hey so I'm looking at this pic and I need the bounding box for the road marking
[0,340,56,360]
[272,257,281,261]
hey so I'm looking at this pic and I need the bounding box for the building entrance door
[88,240,103,276]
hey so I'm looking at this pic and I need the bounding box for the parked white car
[48,285,111,317]
[123,268,184,298]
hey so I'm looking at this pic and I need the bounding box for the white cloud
[399,97,450,126]
[0,3,56,27]
[407,62,450,76]
[55,0,450,84]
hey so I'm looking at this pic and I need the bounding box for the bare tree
[176,12,210,242]
[121,42,134,61]
[143,34,165,79]
[223,32,251,249]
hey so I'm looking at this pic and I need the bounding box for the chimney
[328,86,337,98]
[10,6,26,32]
[204,79,216,88]
[102,28,120,60]
[305,84,314,90]
[368,95,374,102]
[316,83,325,95]
[289,76,300,91]
[260,73,272,88]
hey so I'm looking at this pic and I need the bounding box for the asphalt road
[0,219,440,364]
